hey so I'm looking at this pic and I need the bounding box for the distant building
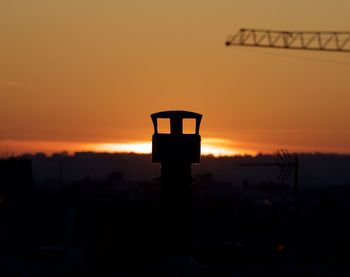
[0,158,33,197]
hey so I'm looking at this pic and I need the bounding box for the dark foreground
[1,177,350,276]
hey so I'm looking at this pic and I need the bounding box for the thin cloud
[0,80,22,88]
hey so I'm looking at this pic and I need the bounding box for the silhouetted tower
[151,110,202,254]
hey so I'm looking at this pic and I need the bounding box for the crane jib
[226,29,350,53]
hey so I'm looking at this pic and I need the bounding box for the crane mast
[226,28,350,53]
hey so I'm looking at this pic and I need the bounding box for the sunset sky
[1,1,350,156]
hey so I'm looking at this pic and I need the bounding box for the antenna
[240,149,299,205]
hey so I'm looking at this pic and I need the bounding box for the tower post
[151,110,202,254]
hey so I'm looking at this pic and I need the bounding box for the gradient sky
[1,1,350,155]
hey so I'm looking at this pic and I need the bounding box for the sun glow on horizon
[94,142,152,154]
[92,138,255,157]
[201,138,250,156]
[0,138,256,157]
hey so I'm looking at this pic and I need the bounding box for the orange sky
[1,1,350,156]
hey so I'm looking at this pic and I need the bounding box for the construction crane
[226,28,350,206]
[226,28,350,53]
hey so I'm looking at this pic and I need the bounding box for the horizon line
[1,139,350,158]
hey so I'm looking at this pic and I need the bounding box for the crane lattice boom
[226,28,350,53]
